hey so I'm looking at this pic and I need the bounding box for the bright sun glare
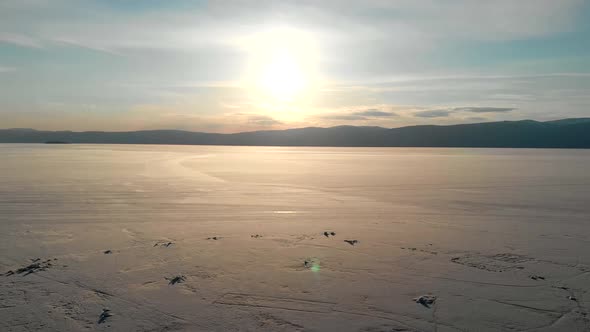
[260,49,306,100]
[244,28,317,102]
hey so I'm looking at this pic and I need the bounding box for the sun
[259,49,306,101]
[242,28,317,102]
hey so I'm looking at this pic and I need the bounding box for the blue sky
[1,0,589,132]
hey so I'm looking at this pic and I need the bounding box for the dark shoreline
[2,118,590,149]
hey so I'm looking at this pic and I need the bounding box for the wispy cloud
[247,115,282,126]
[414,110,453,118]
[319,105,400,121]
[452,107,515,113]
[0,33,42,48]
[321,108,398,121]
[352,109,397,117]
[414,107,515,118]
[321,114,367,121]
[51,38,122,56]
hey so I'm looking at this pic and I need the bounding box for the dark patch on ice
[154,241,174,247]
[401,247,438,255]
[323,231,336,238]
[4,258,54,276]
[529,275,545,280]
[413,295,436,308]
[166,275,186,285]
[97,308,112,324]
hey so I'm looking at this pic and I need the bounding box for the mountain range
[1,118,590,148]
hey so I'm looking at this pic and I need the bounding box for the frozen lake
[1,144,590,331]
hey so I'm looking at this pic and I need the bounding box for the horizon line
[3,117,589,135]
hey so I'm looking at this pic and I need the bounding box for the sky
[1,0,590,133]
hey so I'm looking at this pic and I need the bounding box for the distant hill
[1,118,590,148]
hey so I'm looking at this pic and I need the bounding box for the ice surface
[1,144,590,331]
